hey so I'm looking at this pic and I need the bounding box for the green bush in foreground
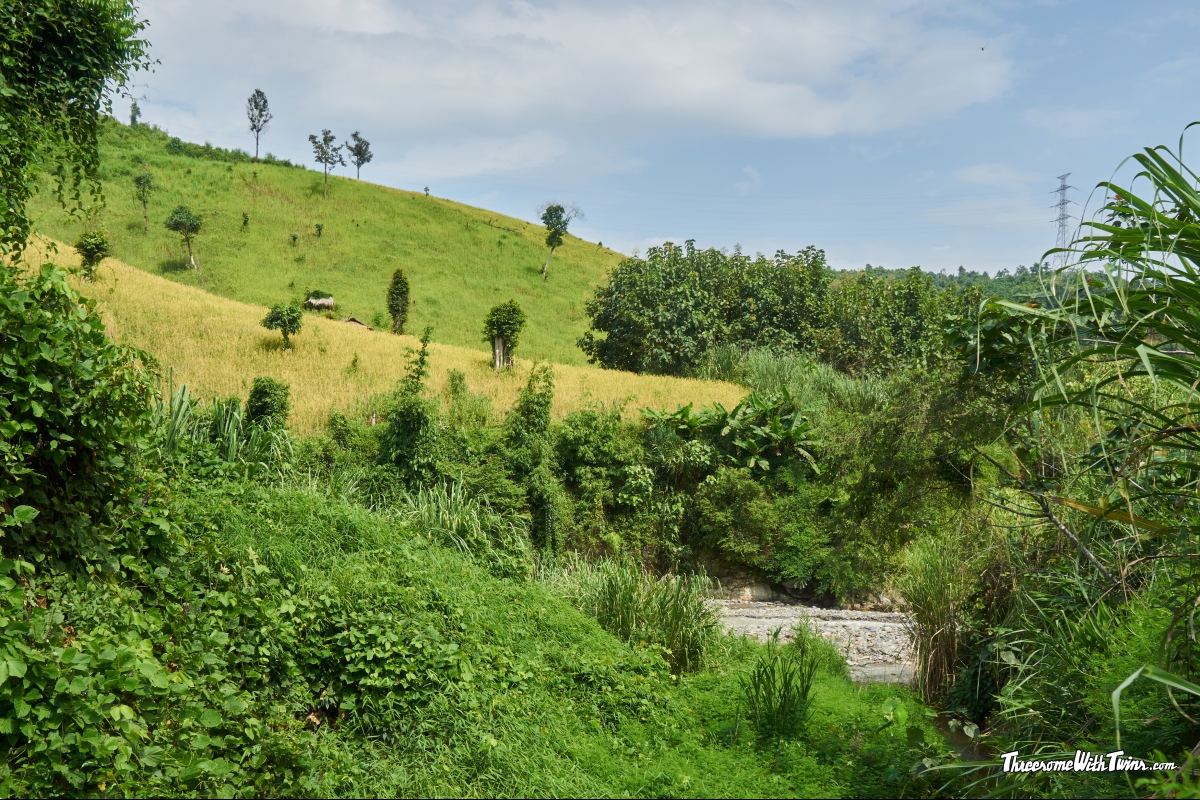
[0,264,167,568]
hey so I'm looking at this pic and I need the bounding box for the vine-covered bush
[246,376,290,429]
[0,264,168,568]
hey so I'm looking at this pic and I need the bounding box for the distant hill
[28,120,622,365]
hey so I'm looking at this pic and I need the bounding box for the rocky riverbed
[718,600,915,684]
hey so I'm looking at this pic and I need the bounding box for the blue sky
[120,0,1200,273]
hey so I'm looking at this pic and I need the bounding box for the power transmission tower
[1051,173,1075,270]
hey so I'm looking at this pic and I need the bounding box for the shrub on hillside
[386,268,409,334]
[0,264,168,568]
[247,376,290,429]
[740,629,818,738]
[73,229,111,280]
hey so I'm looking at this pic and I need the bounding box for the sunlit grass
[23,239,746,435]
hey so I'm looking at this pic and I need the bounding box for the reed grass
[19,239,745,434]
[548,557,722,673]
[739,628,818,738]
[392,481,534,580]
[897,535,972,704]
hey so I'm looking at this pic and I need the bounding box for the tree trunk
[492,335,506,370]
[186,239,195,269]
[254,134,259,162]
[542,247,555,280]
[141,200,147,234]
[323,166,328,199]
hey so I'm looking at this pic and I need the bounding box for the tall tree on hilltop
[345,131,373,179]
[387,268,410,334]
[246,89,271,161]
[308,129,344,199]
[0,1,151,258]
[539,202,583,280]
[129,100,140,127]
[133,170,153,233]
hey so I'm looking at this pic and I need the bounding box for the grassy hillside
[28,120,621,365]
[27,238,745,434]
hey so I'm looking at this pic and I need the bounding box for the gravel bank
[718,600,915,684]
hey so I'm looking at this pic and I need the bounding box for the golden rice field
[24,240,746,435]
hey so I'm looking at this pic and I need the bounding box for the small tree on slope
[483,300,527,369]
[262,303,302,348]
[345,131,373,179]
[308,129,345,199]
[74,230,110,281]
[164,205,202,269]
[133,171,153,234]
[387,268,410,334]
[539,202,583,281]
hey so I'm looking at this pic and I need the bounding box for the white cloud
[735,166,762,195]
[953,162,1040,189]
[384,133,569,180]
[131,0,1013,178]
[1024,106,1121,138]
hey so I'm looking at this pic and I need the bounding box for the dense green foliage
[579,241,831,375]
[581,243,983,377]
[0,0,149,254]
[0,263,167,569]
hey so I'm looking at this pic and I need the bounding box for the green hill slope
[29,120,619,365]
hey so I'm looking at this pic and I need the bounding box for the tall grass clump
[551,558,721,672]
[897,536,972,704]
[740,629,818,738]
[395,481,534,580]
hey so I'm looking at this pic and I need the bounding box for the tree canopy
[261,303,302,347]
[0,0,151,256]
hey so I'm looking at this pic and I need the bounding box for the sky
[117,0,1200,273]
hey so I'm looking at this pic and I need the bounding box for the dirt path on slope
[718,600,914,684]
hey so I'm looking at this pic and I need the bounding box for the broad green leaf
[10,506,37,524]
